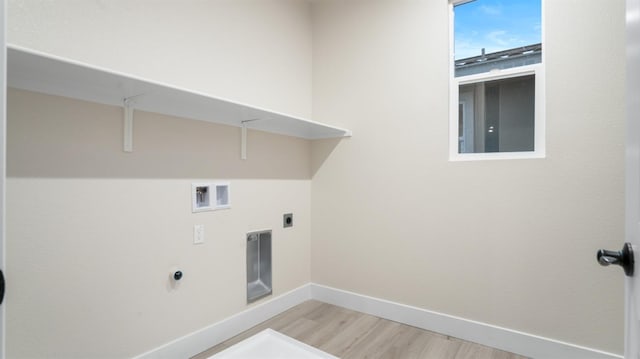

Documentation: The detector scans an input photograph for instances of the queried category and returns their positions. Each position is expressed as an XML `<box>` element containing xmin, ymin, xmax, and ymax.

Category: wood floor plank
<box><xmin>191</xmin><ymin>300</ymin><xmax>528</xmax><ymax>359</ymax></box>
<box><xmin>380</xmin><ymin>326</ymin><xmax>433</xmax><ymax>359</ymax></box>
<box><xmin>294</xmin><ymin>306</ymin><xmax>360</xmax><ymax>347</ymax></box>
<box><xmin>320</xmin><ymin>313</ymin><xmax>381</xmax><ymax>356</ymax></box>
<box><xmin>339</xmin><ymin>319</ymin><xmax>403</xmax><ymax>358</ymax></box>
<box><xmin>455</xmin><ymin>341</ymin><xmax>497</xmax><ymax>359</ymax></box>
<box><xmin>419</xmin><ymin>336</ymin><xmax>463</xmax><ymax>359</ymax></box>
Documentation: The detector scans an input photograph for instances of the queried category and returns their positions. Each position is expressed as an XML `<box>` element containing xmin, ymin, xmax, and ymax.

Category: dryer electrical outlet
<box><xmin>283</xmin><ymin>213</ymin><xmax>293</xmax><ymax>228</ymax></box>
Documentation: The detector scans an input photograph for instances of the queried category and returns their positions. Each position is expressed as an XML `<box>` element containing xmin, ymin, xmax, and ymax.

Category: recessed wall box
<box><xmin>215</xmin><ymin>183</ymin><xmax>230</xmax><ymax>209</ymax></box>
<box><xmin>192</xmin><ymin>182</ymin><xmax>231</xmax><ymax>212</ymax></box>
<box><xmin>247</xmin><ymin>230</ymin><xmax>272</xmax><ymax>303</ymax></box>
<box><xmin>283</xmin><ymin>213</ymin><xmax>293</xmax><ymax>228</ymax></box>
<box><xmin>192</xmin><ymin>183</ymin><xmax>212</xmax><ymax>212</ymax></box>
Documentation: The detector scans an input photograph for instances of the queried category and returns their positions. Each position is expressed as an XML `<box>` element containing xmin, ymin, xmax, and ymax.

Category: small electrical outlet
<box><xmin>194</xmin><ymin>224</ymin><xmax>205</xmax><ymax>244</ymax></box>
<box><xmin>283</xmin><ymin>213</ymin><xmax>293</xmax><ymax>228</ymax></box>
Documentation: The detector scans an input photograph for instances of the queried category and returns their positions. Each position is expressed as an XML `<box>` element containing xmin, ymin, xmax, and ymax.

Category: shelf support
<box><xmin>122</xmin><ymin>94</ymin><xmax>144</xmax><ymax>153</ymax></box>
<box><xmin>123</xmin><ymin>98</ymin><xmax>134</xmax><ymax>153</ymax></box>
<box><xmin>240</xmin><ymin>119</ymin><xmax>260</xmax><ymax>160</ymax></box>
<box><xmin>241</xmin><ymin>122</ymin><xmax>247</xmax><ymax>160</ymax></box>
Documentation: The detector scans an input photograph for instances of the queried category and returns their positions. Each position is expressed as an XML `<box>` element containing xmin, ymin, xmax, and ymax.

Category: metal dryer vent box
<box><xmin>247</xmin><ymin>230</ymin><xmax>272</xmax><ymax>303</ymax></box>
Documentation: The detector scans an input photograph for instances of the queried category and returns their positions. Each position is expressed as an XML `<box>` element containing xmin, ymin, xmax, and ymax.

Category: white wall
<box><xmin>310</xmin><ymin>0</ymin><xmax>625</xmax><ymax>354</ymax></box>
<box><xmin>6</xmin><ymin>0</ymin><xmax>314</xmax><ymax>357</ymax></box>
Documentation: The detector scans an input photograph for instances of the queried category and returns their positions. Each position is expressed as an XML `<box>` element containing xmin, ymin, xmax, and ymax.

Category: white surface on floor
<box><xmin>208</xmin><ymin>329</ymin><xmax>339</xmax><ymax>359</ymax></box>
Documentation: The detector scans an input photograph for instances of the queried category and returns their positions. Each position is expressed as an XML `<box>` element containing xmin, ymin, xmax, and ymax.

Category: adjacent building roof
<box><xmin>454</xmin><ymin>43</ymin><xmax>542</xmax><ymax>77</ymax></box>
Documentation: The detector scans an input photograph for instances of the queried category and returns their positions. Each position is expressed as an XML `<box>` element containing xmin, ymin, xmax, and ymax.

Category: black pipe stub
<box><xmin>173</xmin><ymin>270</ymin><xmax>183</xmax><ymax>281</ymax></box>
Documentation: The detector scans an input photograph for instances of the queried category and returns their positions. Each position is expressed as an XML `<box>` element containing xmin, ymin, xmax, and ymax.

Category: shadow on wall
<box><xmin>311</xmin><ymin>137</ymin><xmax>342</xmax><ymax>177</ymax></box>
<box><xmin>7</xmin><ymin>88</ymin><xmax>345</xmax><ymax>180</ymax></box>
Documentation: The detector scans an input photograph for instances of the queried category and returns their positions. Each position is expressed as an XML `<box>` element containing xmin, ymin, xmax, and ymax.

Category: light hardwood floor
<box><xmin>192</xmin><ymin>300</ymin><xmax>528</xmax><ymax>359</ymax></box>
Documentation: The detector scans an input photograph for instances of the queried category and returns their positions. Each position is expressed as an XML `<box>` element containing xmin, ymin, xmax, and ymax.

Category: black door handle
<box><xmin>0</xmin><ymin>269</ymin><xmax>5</xmax><ymax>305</ymax></box>
<box><xmin>597</xmin><ymin>243</ymin><xmax>634</xmax><ymax>276</ymax></box>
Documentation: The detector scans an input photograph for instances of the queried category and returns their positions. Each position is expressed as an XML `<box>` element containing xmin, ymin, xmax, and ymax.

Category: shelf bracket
<box><xmin>122</xmin><ymin>94</ymin><xmax>145</xmax><ymax>153</ymax></box>
<box><xmin>123</xmin><ymin>97</ymin><xmax>135</xmax><ymax>153</ymax></box>
<box><xmin>241</xmin><ymin>122</ymin><xmax>247</xmax><ymax>160</ymax></box>
<box><xmin>240</xmin><ymin>119</ymin><xmax>260</xmax><ymax>160</ymax></box>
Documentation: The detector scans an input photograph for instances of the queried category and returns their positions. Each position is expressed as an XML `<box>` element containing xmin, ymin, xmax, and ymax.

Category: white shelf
<box><xmin>7</xmin><ymin>45</ymin><xmax>352</xmax><ymax>140</ymax></box>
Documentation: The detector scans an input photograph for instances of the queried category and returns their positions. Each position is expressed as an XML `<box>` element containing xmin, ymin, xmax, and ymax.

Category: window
<box><xmin>449</xmin><ymin>0</ymin><xmax>544</xmax><ymax>160</ymax></box>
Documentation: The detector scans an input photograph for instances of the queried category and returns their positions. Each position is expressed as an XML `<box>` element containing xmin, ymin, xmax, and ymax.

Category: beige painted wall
<box><xmin>7</xmin><ymin>90</ymin><xmax>310</xmax><ymax>180</ymax></box>
<box><xmin>310</xmin><ymin>0</ymin><xmax>625</xmax><ymax>354</ymax></box>
<box><xmin>8</xmin><ymin>0</ymin><xmax>313</xmax><ymax>120</ymax></box>
<box><xmin>6</xmin><ymin>0</ymin><xmax>628</xmax><ymax>357</ymax></box>
<box><xmin>7</xmin><ymin>89</ymin><xmax>312</xmax><ymax>358</ymax></box>
<box><xmin>6</xmin><ymin>0</ymin><xmax>314</xmax><ymax>357</ymax></box>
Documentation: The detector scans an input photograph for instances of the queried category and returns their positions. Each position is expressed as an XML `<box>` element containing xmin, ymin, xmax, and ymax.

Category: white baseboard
<box><xmin>310</xmin><ymin>284</ymin><xmax>621</xmax><ymax>359</ymax></box>
<box><xmin>134</xmin><ymin>282</ymin><xmax>621</xmax><ymax>359</ymax></box>
<box><xmin>133</xmin><ymin>284</ymin><xmax>312</xmax><ymax>359</ymax></box>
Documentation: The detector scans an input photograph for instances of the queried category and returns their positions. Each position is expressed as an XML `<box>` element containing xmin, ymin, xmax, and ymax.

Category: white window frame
<box><xmin>448</xmin><ymin>0</ymin><xmax>546</xmax><ymax>161</ymax></box>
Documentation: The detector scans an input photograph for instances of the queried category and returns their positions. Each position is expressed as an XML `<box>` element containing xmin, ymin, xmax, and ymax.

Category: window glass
<box><xmin>454</xmin><ymin>0</ymin><xmax>541</xmax><ymax>77</ymax></box>
<box><xmin>451</xmin><ymin>0</ymin><xmax>543</xmax><ymax>159</ymax></box>
<box><xmin>458</xmin><ymin>75</ymin><xmax>535</xmax><ymax>153</ymax></box>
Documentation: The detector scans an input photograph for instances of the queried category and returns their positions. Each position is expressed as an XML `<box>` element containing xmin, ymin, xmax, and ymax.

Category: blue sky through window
<box><xmin>454</xmin><ymin>0</ymin><xmax>541</xmax><ymax>60</ymax></box>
